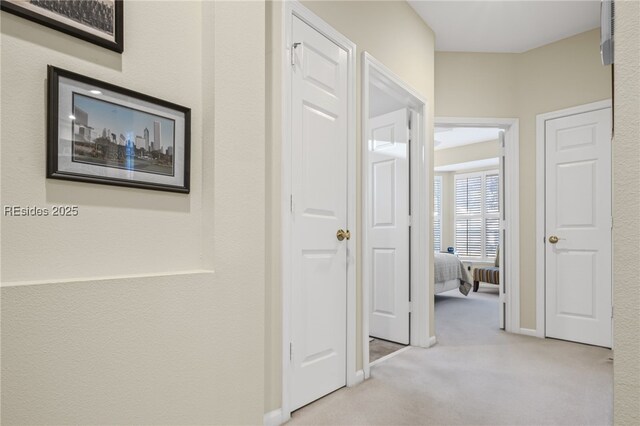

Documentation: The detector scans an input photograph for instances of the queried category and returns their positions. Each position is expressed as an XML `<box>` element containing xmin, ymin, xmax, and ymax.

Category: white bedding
<box><xmin>434</xmin><ymin>253</ymin><xmax>472</xmax><ymax>294</ymax></box>
<box><xmin>435</xmin><ymin>278</ymin><xmax>461</xmax><ymax>294</ymax></box>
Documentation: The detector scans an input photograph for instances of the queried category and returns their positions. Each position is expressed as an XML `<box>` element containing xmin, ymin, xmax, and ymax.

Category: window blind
<box><xmin>433</xmin><ymin>176</ymin><xmax>442</xmax><ymax>252</ymax></box>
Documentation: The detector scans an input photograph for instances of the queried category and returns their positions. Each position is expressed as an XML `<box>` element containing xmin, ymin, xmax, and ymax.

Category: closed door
<box><xmin>290</xmin><ymin>15</ymin><xmax>349</xmax><ymax>410</ymax></box>
<box><xmin>545</xmin><ymin>107</ymin><xmax>612</xmax><ymax>348</ymax></box>
<box><xmin>367</xmin><ymin>108</ymin><xmax>410</xmax><ymax>345</ymax></box>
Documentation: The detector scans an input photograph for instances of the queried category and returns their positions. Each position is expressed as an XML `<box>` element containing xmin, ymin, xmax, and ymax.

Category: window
<box><xmin>454</xmin><ymin>170</ymin><xmax>500</xmax><ymax>260</ymax></box>
<box><xmin>433</xmin><ymin>175</ymin><xmax>442</xmax><ymax>252</ymax></box>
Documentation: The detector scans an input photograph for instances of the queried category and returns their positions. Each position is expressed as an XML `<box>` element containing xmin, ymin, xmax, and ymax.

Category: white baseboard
<box><xmin>347</xmin><ymin>369</ymin><xmax>365</xmax><ymax>386</ymax></box>
<box><xmin>264</xmin><ymin>408</ymin><xmax>285</xmax><ymax>426</ymax></box>
<box><xmin>428</xmin><ymin>335</ymin><xmax>437</xmax><ymax>347</ymax></box>
<box><xmin>519</xmin><ymin>327</ymin><xmax>543</xmax><ymax>338</ymax></box>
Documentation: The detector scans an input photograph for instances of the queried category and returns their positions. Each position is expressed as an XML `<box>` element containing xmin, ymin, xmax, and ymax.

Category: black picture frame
<box><xmin>47</xmin><ymin>65</ymin><xmax>191</xmax><ymax>193</ymax></box>
<box><xmin>1</xmin><ymin>0</ymin><xmax>124</xmax><ymax>53</ymax></box>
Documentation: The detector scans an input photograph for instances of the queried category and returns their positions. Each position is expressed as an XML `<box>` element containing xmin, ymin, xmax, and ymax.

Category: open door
<box><xmin>498</xmin><ymin>130</ymin><xmax>506</xmax><ymax>330</ymax></box>
<box><xmin>366</xmin><ymin>108</ymin><xmax>410</xmax><ymax>345</ymax></box>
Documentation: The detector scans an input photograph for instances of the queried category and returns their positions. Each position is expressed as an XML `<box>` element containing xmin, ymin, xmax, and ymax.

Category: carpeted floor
<box><xmin>289</xmin><ymin>285</ymin><xmax>613</xmax><ymax>425</ymax></box>
<box><xmin>369</xmin><ymin>338</ymin><xmax>407</xmax><ymax>363</ymax></box>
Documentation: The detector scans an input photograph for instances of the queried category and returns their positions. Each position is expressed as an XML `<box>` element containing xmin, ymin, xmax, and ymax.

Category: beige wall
<box><xmin>1</xmin><ymin>1</ymin><xmax>266</xmax><ymax>424</ymax></box>
<box><xmin>613</xmin><ymin>1</ymin><xmax>640</xmax><ymax>423</ymax></box>
<box><xmin>265</xmin><ymin>0</ymin><xmax>435</xmax><ymax>412</ymax></box>
<box><xmin>434</xmin><ymin>139</ymin><xmax>500</xmax><ymax>168</ymax></box>
<box><xmin>436</xmin><ymin>29</ymin><xmax>612</xmax><ymax>329</ymax></box>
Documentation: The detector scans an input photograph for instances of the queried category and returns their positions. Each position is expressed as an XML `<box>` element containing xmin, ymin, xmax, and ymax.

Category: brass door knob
<box><xmin>548</xmin><ymin>235</ymin><xmax>559</xmax><ymax>244</ymax></box>
<box><xmin>336</xmin><ymin>229</ymin><xmax>351</xmax><ymax>241</ymax></box>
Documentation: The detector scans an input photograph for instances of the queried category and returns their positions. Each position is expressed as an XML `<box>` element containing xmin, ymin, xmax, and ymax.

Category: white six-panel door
<box><xmin>545</xmin><ymin>107</ymin><xmax>612</xmax><ymax>348</ymax></box>
<box><xmin>290</xmin><ymin>15</ymin><xmax>349</xmax><ymax>410</ymax></box>
<box><xmin>367</xmin><ymin>109</ymin><xmax>410</xmax><ymax>345</ymax></box>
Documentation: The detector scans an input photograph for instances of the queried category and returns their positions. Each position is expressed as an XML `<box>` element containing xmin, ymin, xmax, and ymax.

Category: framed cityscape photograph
<box><xmin>1</xmin><ymin>0</ymin><xmax>123</xmax><ymax>53</ymax></box>
<box><xmin>47</xmin><ymin>66</ymin><xmax>191</xmax><ymax>193</ymax></box>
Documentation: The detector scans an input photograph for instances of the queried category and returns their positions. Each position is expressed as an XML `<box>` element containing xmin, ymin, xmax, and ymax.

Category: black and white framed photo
<box><xmin>47</xmin><ymin>66</ymin><xmax>191</xmax><ymax>193</ymax></box>
<box><xmin>1</xmin><ymin>0</ymin><xmax>123</xmax><ymax>53</ymax></box>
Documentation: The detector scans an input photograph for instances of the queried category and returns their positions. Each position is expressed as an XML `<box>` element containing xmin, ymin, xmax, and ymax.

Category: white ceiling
<box><xmin>434</xmin><ymin>127</ymin><xmax>502</xmax><ymax>150</ymax></box>
<box><xmin>408</xmin><ymin>1</ymin><xmax>601</xmax><ymax>53</ymax></box>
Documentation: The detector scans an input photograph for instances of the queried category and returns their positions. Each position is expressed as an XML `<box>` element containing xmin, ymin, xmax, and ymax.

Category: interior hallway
<box><xmin>289</xmin><ymin>287</ymin><xmax>613</xmax><ymax>425</ymax></box>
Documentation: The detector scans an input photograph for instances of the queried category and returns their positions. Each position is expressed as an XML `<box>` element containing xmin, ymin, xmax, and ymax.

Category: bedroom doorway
<box><xmin>362</xmin><ymin>53</ymin><xmax>430</xmax><ymax>376</ymax></box>
<box><xmin>433</xmin><ymin>118</ymin><xmax>520</xmax><ymax>338</ymax></box>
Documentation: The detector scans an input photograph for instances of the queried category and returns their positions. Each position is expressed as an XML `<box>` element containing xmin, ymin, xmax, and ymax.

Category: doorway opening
<box><xmin>433</xmin><ymin>118</ymin><xmax>520</xmax><ymax>341</ymax></box>
<box><xmin>362</xmin><ymin>53</ymin><xmax>430</xmax><ymax>375</ymax></box>
<box><xmin>433</xmin><ymin>126</ymin><xmax>504</xmax><ymax>342</ymax></box>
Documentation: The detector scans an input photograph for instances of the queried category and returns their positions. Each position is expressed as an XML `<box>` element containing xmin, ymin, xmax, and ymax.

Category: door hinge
<box><xmin>290</xmin><ymin>195</ymin><xmax>294</xmax><ymax>213</ymax></box>
<box><xmin>290</xmin><ymin>342</ymin><xmax>293</xmax><ymax>361</ymax></box>
<box><xmin>611</xmin><ymin>216</ymin><xmax>614</xmax><ymax>230</ymax></box>
<box><xmin>408</xmin><ymin>215</ymin><xmax>412</xmax><ymax>227</ymax></box>
<box><xmin>408</xmin><ymin>301</ymin><xmax>412</xmax><ymax>313</ymax></box>
<box><xmin>291</xmin><ymin>42</ymin><xmax>302</xmax><ymax>66</ymax></box>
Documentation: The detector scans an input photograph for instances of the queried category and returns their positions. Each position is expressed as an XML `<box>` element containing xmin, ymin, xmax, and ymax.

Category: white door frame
<box><xmin>281</xmin><ymin>1</ymin><xmax>357</xmax><ymax>421</ymax></box>
<box><xmin>362</xmin><ymin>53</ymin><xmax>430</xmax><ymax>379</ymax></box>
<box><xmin>434</xmin><ymin>116</ymin><xmax>521</xmax><ymax>334</ymax></box>
<box><xmin>535</xmin><ymin>99</ymin><xmax>612</xmax><ymax>339</ymax></box>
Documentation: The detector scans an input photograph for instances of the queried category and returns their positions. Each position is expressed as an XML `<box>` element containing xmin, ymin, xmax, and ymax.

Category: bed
<box><xmin>434</xmin><ymin>253</ymin><xmax>472</xmax><ymax>295</ymax></box>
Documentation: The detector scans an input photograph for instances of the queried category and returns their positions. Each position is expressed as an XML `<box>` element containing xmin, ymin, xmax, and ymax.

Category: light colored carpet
<box><xmin>289</xmin><ymin>286</ymin><xmax>613</xmax><ymax>425</ymax></box>
<box><xmin>369</xmin><ymin>338</ymin><xmax>406</xmax><ymax>363</ymax></box>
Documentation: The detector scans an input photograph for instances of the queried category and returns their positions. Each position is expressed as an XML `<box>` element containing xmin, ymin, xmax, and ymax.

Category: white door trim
<box><xmin>362</xmin><ymin>52</ymin><xmax>430</xmax><ymax>380</ymax></box>
<box><xmin>281</xmin><ymin>1</ymin><xmax>357</xmax><ymax>421</ymax></box>
<box><xmin>535</xmin><ymin>99</ymin><xmax>612</xmax><ymax>340</ymax></box>
<box><xmin>434</xmin><ymin>116</ymin><xmax>520</xmax><ymax>334</ymax></box>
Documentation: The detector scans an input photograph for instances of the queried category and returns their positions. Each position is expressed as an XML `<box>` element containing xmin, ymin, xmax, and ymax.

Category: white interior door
<box><xmin>367</xmin><ymin>108</ymin><xmax>410</xmax><ymax>345</ymax></box>
<box><xmin>545</xmin><ymin>107</ymin><xmax>612</xmax><ymax>348</ymax></box>
<box><xmin>498</xmin><ymin>130</ymin><xmax>506</xmax><ymax>330</ymax></box>
<box><xmin>290</xmin><ymin>15</ymin><xmax>349</xmax><ymax>410</ymax></box>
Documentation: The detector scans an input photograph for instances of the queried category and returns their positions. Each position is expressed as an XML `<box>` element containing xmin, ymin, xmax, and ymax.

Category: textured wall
<box><xmin>1</xmin><ymin>1</ymin><xmax>266</xmax><ymax>424</ymax></box>
<box><xmin>1</xmin><ymin>1</ymin><xmax>204</xmax><ymax>283</ymax></box>
<box><xmin>436</xmin><ymin>29</ymin><xmax>612</xmax><ymax>330</ymax></box>
<box><xmin>612</xmin><ymin>1</ymin><xmax>640</xmax><ymax>423</ymax></box>
<box><xmin>265</xmin><ymin>0</ymin><xmax>436</xmax><ymax>412</ymax></box>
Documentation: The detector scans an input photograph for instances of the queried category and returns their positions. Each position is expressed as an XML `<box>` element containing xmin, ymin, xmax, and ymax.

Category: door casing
<box><xmin>362</xmin><ymin>53</ymin><xmax>431</xmax><ymax>379</ymax></box>
<box><xmin>281</xmin><ymin>1</ymin><xmax>357</xmax><ymax>421</ymax></box>
<box><xmin>535</xmin><ymin>99</ymin><xmax>613</xmax><ymax>341</ymax></box>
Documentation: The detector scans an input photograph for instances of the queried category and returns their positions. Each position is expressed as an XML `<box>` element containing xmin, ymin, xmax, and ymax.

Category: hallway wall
<box><xmin>612</xmin><ymin>0</ymin><xmax>640</xmax><ymax>422</ymax></box>
<box><xmin>1</xmin><ymin>1</ymin><xmax>266</xmax><ymax>423</ymax></box>
<box><xmin>435</xmin><ymin>29</ymin><xmax>612</xmax><ymax>330</ymax></box>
